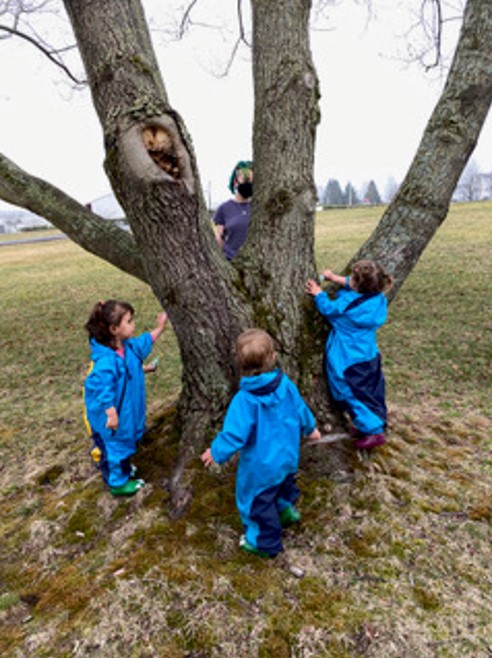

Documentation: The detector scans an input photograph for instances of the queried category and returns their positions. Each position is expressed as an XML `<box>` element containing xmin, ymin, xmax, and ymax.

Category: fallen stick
<box><xmin>307</xmin><ymin>432</ymin><xmax>350</xmax><ymax>445</ymax></box>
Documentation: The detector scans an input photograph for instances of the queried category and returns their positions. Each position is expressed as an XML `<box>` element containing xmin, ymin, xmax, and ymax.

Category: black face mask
<box><xmin>237</xmin><ymin>182</ymin><xmax>253</xmax><ymax>199</ymax></box>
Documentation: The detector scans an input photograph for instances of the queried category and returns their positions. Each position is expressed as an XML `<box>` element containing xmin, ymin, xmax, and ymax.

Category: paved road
<box><xmin>0</xmin><ymin>234</ymin><xmax>67</xmax><ymax>247</ymax></box>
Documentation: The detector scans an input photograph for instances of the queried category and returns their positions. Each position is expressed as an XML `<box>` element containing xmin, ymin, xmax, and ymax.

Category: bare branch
<box><xmin>151</xmin><ymin>0</ymin><xmax>251</xmax><ymax>78</ymax></box>
<box><xmin>178</xmin><ymin>0</ymin><xmax>200</xmax><ymax>38</ymax></box>
<box><xmin>217</xmin><ymin>36</ymin><xmax>242</xmax><ymax>78</ymax></box>
<box><xmin>237</xmin><ymin>0</ymin><xmax>250</xmax><ymax>47</ymax></box>
<box><xmin>424</xmin><ymin>0</ymin><xmax>443</xmax><ymax>71</ymax></box>
<box><xmin>0</xmin><ymin>23</ymin><xmax>85</xmax><ymax>84</ymax></box>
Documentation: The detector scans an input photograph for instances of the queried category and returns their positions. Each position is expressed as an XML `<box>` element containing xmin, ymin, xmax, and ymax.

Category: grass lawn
<box><xmin>0</xmin><ymin>202</ymin><xmax>491</xmax><ymax>657</ymax></box>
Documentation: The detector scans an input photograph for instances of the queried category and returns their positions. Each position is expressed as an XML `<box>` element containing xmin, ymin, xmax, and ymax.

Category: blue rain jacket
<box><xmin>84</xmin><ymin>333</ymin><xmax>153</xmax><ymax>461</ymax></box>
<box><xmin>314</xmin><ymin>281</ymin><xmax>388</xmax><ymax>428</ymax></box>
<box><xmin>210</xmin><ymin>370</ymin><xmax>316</xmax><ymax>523</ymax></box>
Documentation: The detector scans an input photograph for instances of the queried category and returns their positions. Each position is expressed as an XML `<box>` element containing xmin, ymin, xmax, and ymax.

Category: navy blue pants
<box><xmin>92</xmin><ymin>432</ymin><xmax>133</xmax><ymax>488</ymax></box>
<box><xmin>245</xmin><ymin>472</ymin><xmax>300</xmax><ymax>556</ymax></box>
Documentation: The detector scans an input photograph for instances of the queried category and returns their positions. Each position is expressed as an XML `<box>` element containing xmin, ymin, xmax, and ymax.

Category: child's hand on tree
<box><xmin>156</xmin><ymin>312</ymin><xmax>168</xmax><ymax>330</ymax></box>
<box><xmin>151</xmin><ymin>312</ymin><xmax>168</xmax><ymax>342</ymax></box>
<box><xmin>200</xmin><ymin>448</ymin><xmax>216</xmax><ymax>468</ymax></box>
<box><xmin>307</xmin><ymin>428</ymin><xmax>321</xmax><ymax>441</ymax></box>
<box><xmin>305</xmin><ymin>279</ymin><xmax>322</xmax><ymax>296</ymax></box>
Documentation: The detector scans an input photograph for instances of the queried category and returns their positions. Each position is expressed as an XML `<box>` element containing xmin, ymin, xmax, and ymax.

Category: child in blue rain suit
<box><xmin>84</xmin><ymin>300</ymin><xmax>168</xmax><ymax>496</ymax></box>
<box><xmin>306</xmin><ymin>260</ymin><xmax>393</xmax><ymax>451</ymax></box>
<box><xmin>201</xmin><ymin>329</ymin><xmax>321</xmax><ymax>558</ymax></box>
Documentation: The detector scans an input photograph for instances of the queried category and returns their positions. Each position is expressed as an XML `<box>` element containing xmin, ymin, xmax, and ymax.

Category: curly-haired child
<box><xmin>306</xmin><ymin>260</ymin><xmax>393</xmax><ymax>451</ymax></box>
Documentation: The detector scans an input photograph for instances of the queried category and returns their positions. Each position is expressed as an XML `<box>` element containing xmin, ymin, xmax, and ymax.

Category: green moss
<box><xmin>258</xmin><ymin>633</ymin><xmax>291</xmax><ymax>657</ymax></box>
<box><xmin>65</xmin><ymin>512</ymin><xmax>98</xmax><ymax>542</ymax></box>
<box><xmin>413</xmin><ymin>584</ymin><xmax>441</xmax><ymax>611</ymax></box>
<box><xmin>36</xmin><ymin>464</ymin><xmax>64</xmax><ymax>486</ymax></box>
<box><xmin>0</xmin><ymin>591</ymin><xmax>19</xmax><ymax>611</ymax></box>
<box><xmin>129</xmin><ymin>54</ymin><xmax>156</xmax><ymax>78</ymax></box>
<box><xmin>298</xmin><ymin>578</ymin><xmax>348</xmax><ymax>624</ymax></box>
<box><xmin>264</xmin><ymin>188</ymin><xmax>293</xmax><ymax>219</ymax></box>
<box><xmin>35</xmin><ymin>564</ymin><xmax>95</xmax><ymax>616</ymax></box>
<box><xmin>468</xmin><ymin>500</ymin><xmax>492</xmax><ymax>522</ymax></box>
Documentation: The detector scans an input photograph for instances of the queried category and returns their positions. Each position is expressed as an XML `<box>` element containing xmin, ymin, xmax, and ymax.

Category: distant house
<box><xmin>87</xmin><ymin>193</ymin><xmax>129</xmax><ymax>230</ymax></box>
<box><xmin>453</xmin><ymin>172</ymin><xmax>492</xmax><ymax>202</ymax></box>
<box><xmin>0</xmin><ymin>193</ymin><xmax>128</xmax><ymax>234</ymax></box>
<box><xmin>88</xmin><ymin>193</ymin><xmax>124</xmax><ymax>219</ymax></box>
<box><xmin>0</xmin><ymin>207</ymin><xmax>51</xmax><ymax>234</ymax></box>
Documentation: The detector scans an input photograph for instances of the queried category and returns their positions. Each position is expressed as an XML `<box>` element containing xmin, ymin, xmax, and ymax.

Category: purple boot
<box><xmin>353</xmin><ymin>433</ymin><xmax>386</xmax><ymax>450</ymax></box>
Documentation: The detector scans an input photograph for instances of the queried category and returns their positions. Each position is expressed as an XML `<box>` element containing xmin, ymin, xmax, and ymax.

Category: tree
<box><xmin>0</xmin><ymin>0</ymin><xmax>491</xmax><ymax>514</ymax></box>
<box><xmin>322</xmin><ymin>178</ymin><xmax>344</xmax><ymax>206</ymax></box>
<box><xmin>343</xmin><ymin>182</ymin><xmax>359</xmax><ymax>206</ymax></box>
<box><xmin>383</xmin><ymin>177</ymin><xmax>399</xmax><ymax>203</ymax></box>
<box><xmin>351</xmin><ymin>0</ymin><xmax>492</xmax><ymax>298</ymax></box>
<box><xmin>454</xmin><ymin>158</ymin><xmax>481</xmax><ymax>201</ymax></box>
<box><xmin>363</xmin><ymin>180</ymin><xmax>382</xmax><ymax>205</ymax></box>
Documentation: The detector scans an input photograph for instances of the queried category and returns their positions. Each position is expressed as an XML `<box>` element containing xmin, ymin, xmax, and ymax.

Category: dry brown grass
<box><xmin>1</xmin><ymin>203</ymin><xmax>491</xmax><ymax>657</ymax></box>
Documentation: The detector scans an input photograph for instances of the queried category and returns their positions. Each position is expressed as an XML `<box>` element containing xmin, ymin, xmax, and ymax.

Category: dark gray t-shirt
<box><xmin>214</xmin><ymin>199</ymin><xmax>252</xmax><ymax>260</ymax></box>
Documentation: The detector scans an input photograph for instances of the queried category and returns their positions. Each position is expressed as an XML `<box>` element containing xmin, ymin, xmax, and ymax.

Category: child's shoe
<box><xmin>279</xmin><ymin>505</ymin><xmax>301</xmax><ymax>528</ymax></box>
<box><xmin>239</xmin><ymin>535</ymin><xmax>270</xmax><ymax>558</ymax></box>
<box><xmin>353</xmin><ymin>433</ymin><xmax>386</xmax><ymax>450</ymax></box>
<box><xmin>110</xmin><ymin>478</ymin><xmax>145</xmax><ymax>496</ymax></box>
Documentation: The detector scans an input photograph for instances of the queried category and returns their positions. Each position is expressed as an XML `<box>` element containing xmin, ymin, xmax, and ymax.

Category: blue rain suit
<box><xmin>314</xmin><ymin>280</ymin><xmax>388</xmax><ymax>435</ymax></box>
<box><xmin>84</xmin><ymin>334</ymin><xmax>153</xmax><ymax>487</ymax></box>
<box><xmin>210</xmin><ymin>369</ymin><xmax>316</xmax><ymax>556</ymax></box>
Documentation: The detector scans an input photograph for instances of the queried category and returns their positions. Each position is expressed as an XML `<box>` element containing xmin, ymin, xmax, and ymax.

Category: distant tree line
<box><xmin>319</xmin><ymin>178</ymin><xmax>383</xmax><ymax>206</ymax></box>
<box><xmin>319</xmin><ymin>159</ymin><xmax>492</xmax><ymax>208</ymax></box>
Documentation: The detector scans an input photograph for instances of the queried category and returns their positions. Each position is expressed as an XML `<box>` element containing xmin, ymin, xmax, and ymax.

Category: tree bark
<box><xmin>352</xmin><ymin>0</ymin><xmax>492</xmax><ymax>299</ymax></box>
<box><xmin>242</xmin><ymin>0</ymin><xmax>334</xmax><ymax>422</ymax></box>
<box><xmin>62</xmin><ymin>0</ymin><xmax>255</xmax><ymax>515</ymax></box>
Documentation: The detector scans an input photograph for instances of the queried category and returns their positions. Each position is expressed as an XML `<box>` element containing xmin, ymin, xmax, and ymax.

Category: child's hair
<box><xmin>236</xmin><ymin>328</ymin><xmax>276</xmax><ymax>376</ymax></box>
<box><xmin>351</xmin><ymin>260</ymin><xmax>393</xmax><ymax>294</ymax></box>
<box><xmin>85</xmin><ymin>299</ymin><xmax>134</xmax><ymax>349</ymax></box>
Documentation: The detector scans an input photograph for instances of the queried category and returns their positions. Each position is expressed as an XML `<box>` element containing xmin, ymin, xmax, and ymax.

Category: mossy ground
<box><xmin>1</xmin><ymin>204</ymin><xmax>491</xmax><ymax>657</ymax></box>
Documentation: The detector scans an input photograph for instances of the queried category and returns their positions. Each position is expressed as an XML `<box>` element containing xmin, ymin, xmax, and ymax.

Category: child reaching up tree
<box><xmin>84</xmin><ymin>300</ymin><xmax>168</xmax><ymax>496</ymax></box>
<box><xmin>306</xmin><ymin>260</ymin><xmax>393</xmax><ymax>451</ymax></box>
<box><xmin>201</xmin><ymin>328</ymin><xmax>321</xmax><ymax>558</ymax></box>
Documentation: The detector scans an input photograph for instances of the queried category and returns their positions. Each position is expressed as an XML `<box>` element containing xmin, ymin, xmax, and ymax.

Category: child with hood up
<box><xmin>201</xmin><ymin>328</ymin><xmax>321</xmax><ymax>557</ymax></box>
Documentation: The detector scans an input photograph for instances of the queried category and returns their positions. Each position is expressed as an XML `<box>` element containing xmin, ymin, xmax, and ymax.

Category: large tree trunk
<box><xmin>353</xmin><ymin>0</ymin><xmax>492</xmax><ymax>299</ymax></box>
<box><xmin>61</xmin><ymin>0</ymin><xmax>340</xmax><ymax>516</ymax></box>
<box><xmin>242</xmin><ymin>0</ymin><xmax>334</xmax><ymax>421</ymax></box>
<box><xmin>62</xmin><ymin>0</ymin><xmax>254</xmax><ymax>514</ymax></box>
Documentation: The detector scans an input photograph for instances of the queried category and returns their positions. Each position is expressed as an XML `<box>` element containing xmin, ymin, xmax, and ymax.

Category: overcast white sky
<box><xmin>0</xmin><ymin>0</ymin><xmax>490</xmax><ymax>210</ymax></box>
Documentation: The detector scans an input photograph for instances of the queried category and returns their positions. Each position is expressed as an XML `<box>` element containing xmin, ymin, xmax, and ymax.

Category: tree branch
<box><xmin>237</xmin><ymin>0</ymin><xmax>251</xmax><ymax>47</ymax></box>
<box><xmin>178</xmin><ymin>0</ymin><xmax>200</xmax><ymax>38</ymax></box>
<box><xmin>0</xmin><ymin>23</ymin><xmax>85</xmax><ymax>85</ymax></box>
<box><xmin>0</xmin><ymin>153</ymin><xmax>147</xmax><ymax>283</ymax></box>
<box><xmin>350</xmin><ymin>0</ymin><xmax>492</xmax><ymax>300</ymax></box>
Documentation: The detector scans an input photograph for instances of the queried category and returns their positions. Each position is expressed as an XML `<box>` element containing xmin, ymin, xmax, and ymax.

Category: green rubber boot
<box><xmin>279</xmin><ymin>505</ymin><xmax>301</xmax><ymax>528</ymax></box>
<box><xmin>110</xmin><ymin>478</ymin><xmax>145</xmax><ymax>497</ymax></box>
<box><xmin>239</xmin><ymin>535</ymin><xmax>270</xmax><ymax>558</ymax></box>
